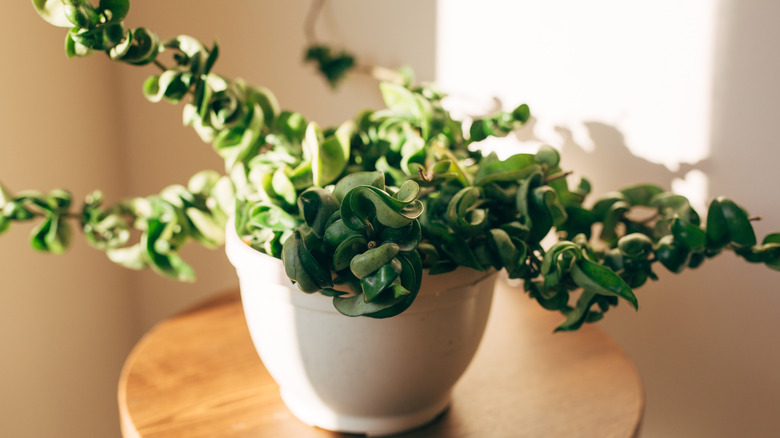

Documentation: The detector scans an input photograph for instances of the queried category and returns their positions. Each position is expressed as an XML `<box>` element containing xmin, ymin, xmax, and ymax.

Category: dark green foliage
<box><xmin>304</xmin><ymin>45</ymin><xmax>356</xmax><ymax>88</ymax></box>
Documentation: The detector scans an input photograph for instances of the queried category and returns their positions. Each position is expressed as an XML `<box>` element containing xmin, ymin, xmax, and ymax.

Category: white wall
<box><xmin>436</xmin><ymin>1</ymin><xmax>780</xmax><ymax>437</ymax></box>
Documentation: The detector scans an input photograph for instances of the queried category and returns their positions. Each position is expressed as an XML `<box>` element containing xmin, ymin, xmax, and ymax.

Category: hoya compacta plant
<box><xmin>6</xmin><ymin>0</ymin><xmax>779</xmax><ymax>330</ymax></box>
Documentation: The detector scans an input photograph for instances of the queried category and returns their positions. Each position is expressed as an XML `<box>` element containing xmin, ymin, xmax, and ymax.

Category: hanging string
<box><xmin>304</xmin><ymin>0</ymin><xmax>326</xmax><ymax>44</ymax></box>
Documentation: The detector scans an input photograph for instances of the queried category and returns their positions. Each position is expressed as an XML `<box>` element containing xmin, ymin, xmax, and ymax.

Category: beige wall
<box><xmin>0</xmin><ymin>3</ymin><xmax>135</xmax><ymax>437</ymax></box>
<box><xmin>601</xmin><ymin>2</ymin><xmax>780</xmax><ymax>437</ymax></box>
<box><xmin>2</xmin><ymin>1</ymin><xmax>436</xmax><ymax>437</ymax></box>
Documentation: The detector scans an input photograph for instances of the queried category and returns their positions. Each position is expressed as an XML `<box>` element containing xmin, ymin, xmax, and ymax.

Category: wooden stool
<box><xmin>119</xmin><ymin>280</ymin><xmax>644</xmax><ymax>437</ymax></box>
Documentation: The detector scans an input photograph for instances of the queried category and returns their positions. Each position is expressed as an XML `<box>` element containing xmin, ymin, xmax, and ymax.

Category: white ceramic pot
<box><xmin>225</xmin><ymin>222</ymin><xmax>497</xmax><ymax>436</ymax></box>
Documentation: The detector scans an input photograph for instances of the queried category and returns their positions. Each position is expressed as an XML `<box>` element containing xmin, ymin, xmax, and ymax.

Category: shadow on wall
<box><xmin>515</xmin><ymin>118</ymin><xmax>709</xmax><ymax>198</ymax></box>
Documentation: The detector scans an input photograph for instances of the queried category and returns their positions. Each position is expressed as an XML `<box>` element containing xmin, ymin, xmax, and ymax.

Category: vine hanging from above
<box><xmin>301</xmin><ymin>0</ymin><xmax>357</xmax><ymax>87</ymax></box>
<box><xmin>10</xmin><ymin>0</ymin><xmax>780</xmax><ymax>330</ymax></box>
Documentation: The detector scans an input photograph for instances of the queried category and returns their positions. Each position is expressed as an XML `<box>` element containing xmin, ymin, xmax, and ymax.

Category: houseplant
<box><xmin>7</xmin><ymin>0</ymin><xmax>780</xmax><ymax>434</ymax></box>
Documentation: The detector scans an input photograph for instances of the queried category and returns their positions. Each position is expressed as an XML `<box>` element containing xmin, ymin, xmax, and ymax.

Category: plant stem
<box><xmin>364</xmin><ymin>65</ymin><xmax>406</xmax><ymax>84</ymax></box>
<box><xmin>545</xmin><ymin>170</ymin><xmax>573</xmax><ymax>184</ymax></box>
<box><xmin>304</xmin><ymin>0</ymin><xmax>326</xmax><ymax>44</ymax></box>
<box><xmin>417</xmin><ymin>166</ymin><xmax>431</xmax><ymax>183</ymax></box>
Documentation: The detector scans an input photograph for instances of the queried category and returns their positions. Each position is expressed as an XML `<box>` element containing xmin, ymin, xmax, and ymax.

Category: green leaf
<box><xmin>333</xmin><ymin>251</ymin><xmax>420</xmax><ymax>319</ymax></box>
<box><xmin>469</xmin><ymin>119</ymin><xmax>491</xmax><ymax>142</ymax></box>
<box><xmin>324</xmin><ymin>219</ymin><xmax>358</xmax><ymax>250</ymax></box>
<box><xmin>33</xmin><ymin>0</ymin><xmax>74</xmax><ymax>27</ymax></box>
<box><xmin>518</xmin><ymin>182</ymin><xmax>565</xmax><ymax>243</ymax></box>
<box><xmin>760</xmin><ymin>233</ymin><xmax>780</xmax><ymax>270</ymax></box>
<box><xmin>396</xmin><ymin>250</ymin><xmax>422</xmax><ymax>297</ymax></box>
<box><xmin>245</xmin><ymin>203</ymin><xmax>299</xmax><ymax>232</ymax></box>
<box><xmin>706</xmin><ymin>198</ymin><xmax>729</xmax><ymax>249</ymax></box>
<box><xmin>64</xmin><ymin>4</ymin><xmax>98</xmax><ymax>30</ymax></box>
<box><xmin>534</xmin><ymin>145</ymin><xmax>560</xmax><ymax>167</ymax></box>
<box><xmin>541</xmin><ymin>241</ymin><xmax>581</xmax><ymax>279</ymax></box>
<box><xmin>617</xmin><ymin>233</ymin><xmax>653</xmax><ymax>259</ymax></box>
<box><xmin>591</xmin><ymin>192</ymin><xmax>627</xmax><ymax>220</ymax></box>
<box><xmin>299</xmin><ymin>229</ymin><xmax>333</xmax><ymax>287</ymax></box>
<box><xmin>332</xmin><ymin>234</ymin><xmax>368</xmax><ymax>271</ymax></box>
<box><xmin>304</xmin><ymin>45</ymin><xmax>356</xmax><ymax>87</ymax></box>
<box><xmin>445</xmin><ymin>187</ymin><xmax>487</xmax><ymax>235</ymax></box>
<box><xmin>109</xmin><ymin>27</ymin><xmax>159</xmax><ymax>65</ymax></box>
<box><xmin>717</xmin><ymin>197</ymin><xmax>756</xmax><ymax>247</ymax></box>
<box><xmin>350</xmin><ymin>242</ymin><xmax>400</xmax><ymax>279</ymax></box>
<box><xmin>106</xmin><ymin>244</ymin><xmax>147</xmax><ymax>270</ymax></box>
<box><xmin>650</xmin><ymin>193</ymin><xmax>692</xmax><ymax>222</ymax></box>
<box><xmin>379</xmin><ymin>83</ymin><xmax>427</xmax><ymax>130</ymax></box>
<box><xmin>185</xmin><ymin>208</ymin><xmax>224</xmax><ymax>248</ymax></box>
<box><xmin>320</xmin><ymin>288</ymin><xmax>348</xmax><ymax>297</ymax></box>
<box><xmin>558</xmin><ymin>206</ymin><xmax>595</xmax><ymax>239</ymax></box>
<box><xmin>360</xmin><ymin>258</ymin><xmax>402</xmax><ymax>302</ymax></box>
<box><xmin>245</xmin><ymin>84</ymin><xmax>279</xmax><ymax>127</ymax></box>
<box><xmin>398</xmin><ymin>134</ymin><xmax>425</xmax><ymax>172</ymax></box>
<box><xmin>763</xmin><ymin>233</ymin><xmax>780</xmax><ymax>245</ymax></box>
<box><xmin>653</xmin><ymin>234</ymin><xmax>688</xmax><ymax>273</ymax></box>
<box><xmin>143</xmin><ymin>71</ymin><xmax>189</xmax><ymax>103</ymax></box>
<box><xmin>211</xmin><ymin>105</ymin><xmax>264</xmax><ymax>170</ymax></box>
<box><xmin>0</xmin><ymin>183</ymin><xmax>12</xmax><ymax>210</ymax></box>
<box><xmin>379</xmin><ymin>220</ymin><xmax>421</xmax><ymax>252</ymax></box>
<box><xmin>142</xmin><ymin>216</ymin><xmax>195</xmax><ymax>282</ymax></box>
<box><xmin>30</xmin><ymin>217</ymin><xmax>53</xmax><ymax>252</ymax></box>
<box><xmin>620</xmin><ymin>184</ymin><xmax>665</xmax><ymax>206</ymax></box>
<box><xmin>474</xmin><ymin>152</ymin><xmax>539</xmax><ymax>186</ymax></box>
<box><xmin>599</xmin><ymin>201</ymin><xmax>630</xmax><ymax>246</ymax></box>
<box><xmin>341</xmin><ymin>184</ymin><xmax>422</xmax><ymax>231</ymax></box>
<box><xmin>0</xmin><ymin>215</ymin><xmax>9</xmax><ymax>235</ymax></box>
<box><xmin>526</xmin><ymin>280</ymin><xmax>569</xmax><ymax>312</ymax></box>
<box><xmin>488</xmin><ymin>228</ymin><xmax>522</xmax><ymax>275</ymax></box>
<box><xmin>307</xmin><ymin>121</ymin><xmax>354</xmax><ymax>187</ymax></box>
<box><xmin>65</xmin><ymin>31</ymin><xmax>94</xmax><ymax>58</ymax></box>
<box><xmin>281</xmin><ymin>230</ymin><xmax>322</xmax><ymax>293</ymax></box>
<box><xmin>555</xmin><ymin>291</ymin><xmax>598</xmax><ymax>332</ymax></box>
<box><xmin>671</xmin><ymin>218</ymin><xmax>706</xmax><ymax>252</ymax></box>
<box><xmin>394</xmin><ymin>179</ymin><xmax>420</xmax><ymax>203</ymax></box>
<box><xmin>533</xmin><ymin>186</ymin><xmax>567</xmax><ymax>228</ymax></box>
<box><xmin>297</xmin><ymin>188</ymin><xmax>339</xmax><ymax>237</ymax></box>
<box><xmin>332</xmin><ymin>171</ymin><xmax>385</xmax><ymax>202</ymax></box>
<box><xmin>99</xmin><ymin>0</ymin><xmax>130</xmax><ymax>22</ymax></box>
<box><xmin>276</xmin><ymin>111</ymin><xmax>308</xmax><ymax>142</ymax></box>
<box><xmin>271</xmin><ymin>168</ymin><xmax>297</xmax><ymax>205</ymax></box>
<box><xmin>571</xmin><ymin>259</ymin><xmax>638</xmax><ymax>310</ymax></box>
<box><xmin>512</xmin><ymin>104</ymin><xmax>531</xmax><ymax>123</ymax></box>
<box><xmin>516</xmin><ymin>171</ymin><xmax>546</xmax><ymax>242</ymax></box>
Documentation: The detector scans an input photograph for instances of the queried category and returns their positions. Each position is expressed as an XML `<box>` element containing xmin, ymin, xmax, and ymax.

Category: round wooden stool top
<box><xmin>118</xmin><ymin>279</ymin><xmax>643</xmax><ymax>437</ymax></box>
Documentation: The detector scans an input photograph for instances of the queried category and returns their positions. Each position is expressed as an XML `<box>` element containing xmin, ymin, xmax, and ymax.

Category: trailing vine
<box><xmin>1</xmin><ymin>170</ymin><xmax>231</xmax><ymax>281</ymax></box>
<box><xmin>9</xmin><ymin>0</ymin><xmax>779</xmax><ymax>329</ymax></box>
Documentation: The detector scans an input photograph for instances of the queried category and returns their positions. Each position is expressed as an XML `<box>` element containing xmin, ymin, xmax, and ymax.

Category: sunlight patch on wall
<box><xmin>436</xmin><ymin>0</ymin><xmax>718</xmax><ymax>207</ymax></box>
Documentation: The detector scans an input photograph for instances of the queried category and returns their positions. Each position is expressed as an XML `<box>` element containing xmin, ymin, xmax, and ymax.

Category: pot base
<box><xmin>281</xmin><ymin>389</ymin><xmax>451</xmax><ymax>436</ymax></box>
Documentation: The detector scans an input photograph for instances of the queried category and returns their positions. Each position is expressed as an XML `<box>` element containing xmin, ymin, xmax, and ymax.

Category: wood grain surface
<box><xmin>118</xmin><ymin>279</ymin><xmax>643</xmax><ymax>437</ymax></box>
